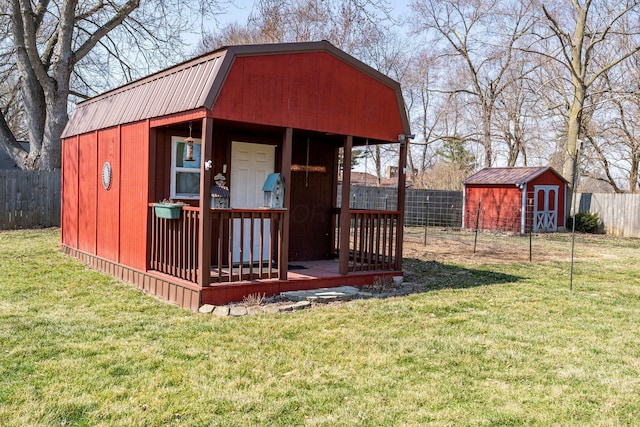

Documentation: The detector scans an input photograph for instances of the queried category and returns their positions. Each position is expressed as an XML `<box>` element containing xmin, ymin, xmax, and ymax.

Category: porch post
<box><xmin>280</xmin><ymin>127</ymin><xmax>293</xmax><ymax>280</ymax></box>
<box><xmin>339</xmin><ymin>135</ymin><xmax>353</xmax><ymax>275</ymax></box>
<box><xmin>395</xmin><ymin>137</ymin><xmax>408</xmax><ymax>271</ymax></box>
<box><xmin>197</xmin><ymin>117</ymin><xmax>214</xmax><ymax>287</ymax></box>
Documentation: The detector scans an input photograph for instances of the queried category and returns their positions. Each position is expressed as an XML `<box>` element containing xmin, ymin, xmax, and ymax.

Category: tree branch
<box><xmin>71</xmin><ymin>0</ymin><xmax>141</xmax><ymax>65</ymax></box>
<box><xmin>586</xmin><ymin>46</ymin><xmax>640</xmax><ymax>87</ymax></box>
<box><xmin>0</xmin><ymin>109</ymin><xmax>29</xmax><ymax>168</ymax></box>
<box><xmin>33</xmin><ymin>0</ymin><xmax>51</xmax><ymax>29</ymax></box>
<box><xmin>15</xmin><ymin>0</ymin><xmax>52</xmax><ymax>90</ymax></box>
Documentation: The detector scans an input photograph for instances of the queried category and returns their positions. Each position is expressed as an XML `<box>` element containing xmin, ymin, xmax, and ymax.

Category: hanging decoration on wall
<box><xmin>184</xmin><ymin>122</ymin><xmax>195</xmax><ymax>162</ymax></box>
<box><xmin>102</xmin><ymin>161</ymin><xmax>112</xmax><ymax>190</ymax></box>
<box><xmin>292</xmin><ymin>137</ymin><xmax>326</xmax><ymax>174</ymax></box>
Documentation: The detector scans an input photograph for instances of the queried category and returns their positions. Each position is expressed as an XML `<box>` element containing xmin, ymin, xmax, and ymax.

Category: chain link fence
<box><xmin>342</xmin><ymin>185</ymin><xmax>567</xmax><ymax>264</ymax></box>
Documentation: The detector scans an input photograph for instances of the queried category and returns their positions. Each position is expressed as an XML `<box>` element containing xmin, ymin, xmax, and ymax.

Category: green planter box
<box><xmin>153</xmin><ymin>203</ymin><xmax>183</xmax><ymax>219</ymax></box>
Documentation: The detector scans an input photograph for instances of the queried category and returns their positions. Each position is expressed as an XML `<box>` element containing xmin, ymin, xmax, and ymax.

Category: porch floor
<box><xmin>202</xmin><ymin>259</ymin><xmax>402</xmax><ymax>306</ymax></box>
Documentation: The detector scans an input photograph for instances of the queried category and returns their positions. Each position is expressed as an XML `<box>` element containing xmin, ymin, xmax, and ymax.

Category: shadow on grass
<box><xmin>393</xmin><ymin>257</ymin><xmax>522</xmax><ymax>294</ymax></box>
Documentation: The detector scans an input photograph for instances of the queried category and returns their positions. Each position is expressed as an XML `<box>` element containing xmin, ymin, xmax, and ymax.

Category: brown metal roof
<box><xmin>463</xmin><ymin>167</ymin><xmax>567</xmax><ymax>185</ymax></box>
<box><xmin>62</xmin><ymin>40</ymin><xmax>409</xmax><ymax>138</ymax></box>
<box><xmin>62</xmin><ymin>51</ymin><xmax>227</xmax><ymax>137</ymax></box>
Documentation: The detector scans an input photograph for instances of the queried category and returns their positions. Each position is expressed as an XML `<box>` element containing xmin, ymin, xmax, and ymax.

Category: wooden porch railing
<box><xmin>149</xmin><ymin>205</ymin><xmax>200</xmax><ymax>283</ymax></box>
<box><xmin>335</xmin><ymin>209</ymin><xmax>399</xmax><ymax>272</ymax></box>
<box><xmin>210</xmin><ymin>208</ymin><xmax>286</xmax><ymax>282</ymax></box>
<box><xmin>149</xmin><ymin>205</ymin><xmax>286</xmax><ymax>285</ymax></box>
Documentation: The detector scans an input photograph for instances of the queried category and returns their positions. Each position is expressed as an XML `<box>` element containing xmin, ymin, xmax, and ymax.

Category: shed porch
<box><xmin>147</xmin><ymin>202</ymin><xmax>402</xmax><ymax>305</ymax></box>
<box><xmin>60</xmin><ymin>41</ymin><xmax>410</xmax><ymax>310</ymax></box>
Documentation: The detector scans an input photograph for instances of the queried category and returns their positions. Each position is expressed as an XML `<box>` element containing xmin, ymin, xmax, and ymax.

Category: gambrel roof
<box><xmin>62</xmin><ymin>41</ymin><xmax>410</xmax><ymax>139</ymax></box>
<box><xmin>464</xmin><ymin>167</ymin><xmax>568</xmax><ymax>185</ymax></box>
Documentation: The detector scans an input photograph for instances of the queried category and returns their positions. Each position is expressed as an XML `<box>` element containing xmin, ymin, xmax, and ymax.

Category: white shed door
<box><xmin>230</xmin><ymin>142</ymin><xmax>275</xmax><ymax>263</ymax></box>
<box><xmin>533</xmin><ymin>185</ymin><xmax>559</xmax><ymax>232</ymax></box>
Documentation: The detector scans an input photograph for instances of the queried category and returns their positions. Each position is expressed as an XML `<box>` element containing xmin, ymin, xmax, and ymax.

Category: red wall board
<box><xmin>77</xmin><ymin>133</ymin><xmax>98</xmax><ymax>254</ymax></box>
<box><xmin>61</xmin><ymin>136</ymin><xmax>79</xmax><ymax>248</ymax></box>
<box><xmin>119</xmin><ymin>122</ymin><xmax>150</xmax><ymax>270</ymax></box>
<box><xmin>153</xmin><ymin>129</ymin><xmax>171</xmax><ymax>201</ymax></box>
<box><xmin>149</xmin><ymin>109</ymin><xmax>207</xmax><ymax>128</ymax></box>
<box><xmin>96</xmin><ymin>127</ymin><xmax>121</xmax><ymax>262</ymax></box>
<box><xmin>213</xmin><ymin>52</ymin><xmax>404</xmax><ymax>141</ymax></box>
<box><xmin>286</xmin><ymin>54</ymin><xmax>321</xmax><ymax>131</ymax></box>
<box><xmin>465</xmin><ymin>185</ymin><xmax>522</xmax><ymax>232</ymax></box>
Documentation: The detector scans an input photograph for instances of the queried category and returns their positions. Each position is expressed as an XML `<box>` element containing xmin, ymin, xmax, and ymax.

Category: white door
<box><xmin>230</xmin><ymin>141</ymin><xmax>275</xmax><ymax>263</ymax></box>
<box><xmin>533</xmin><ymin>185</ymin><xmax>558</xmax><ymax>232</ymax></box>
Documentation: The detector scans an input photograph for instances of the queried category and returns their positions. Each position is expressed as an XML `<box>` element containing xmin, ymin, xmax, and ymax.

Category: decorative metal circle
<box><xmin>102</xmin><ymin>162</ymin><xmax>112</xmax><ymax>190</ymax></box>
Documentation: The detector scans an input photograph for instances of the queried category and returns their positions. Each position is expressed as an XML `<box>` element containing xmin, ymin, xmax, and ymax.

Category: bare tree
<box><xmin>582</xmin><ymin>59</ymin><xmax>640</xmax><ymax>193</ymax></box>
<box><xmin>493</xmin><ymin>64</ymin><xmax>529</xmax><ymax>167</ymax></box>
<box><xmin>200</xmin><ymin>0</ymin><xmax>394</xmax><ymax>53</ymax></box>
<box><xmin>411</xmin><ymin>0</ymin><xmax>539</xmax><ymax>168</ymax></box>
<box><xmin>1</xmin><ymin>0</ymin><xmax>222</xmax><ymax>171</ymax></box>
<box><xmin>199</xmin><ymin>22</ymin><xmax>264</xmax><ymax>50</ymax></box>
<box><xmin>401</xmin><ymin>49</ymin><xmax>439</xmax><ymax>185</ymax></box>
<box><xmin>532</xmin><ymin>0</ymin><xmax>640</xmax><ymax>188</ymax></box>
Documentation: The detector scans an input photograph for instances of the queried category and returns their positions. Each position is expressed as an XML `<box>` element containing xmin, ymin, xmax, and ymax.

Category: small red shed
<box><xmin>60</xmin><ymin>41</ymin><xmax>411</xmax><ymax>310</ymax></box>
<box><xmin>463</xmin><ymin>167</ymin><xmax>568</xmax><ymax>233</ymax></box>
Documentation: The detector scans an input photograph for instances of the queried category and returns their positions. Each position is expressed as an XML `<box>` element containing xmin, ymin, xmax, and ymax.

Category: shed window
<box><xmin>170</xmin><ymin>136</ymin><xmax>201</xmax><ymax>199</ymax></box>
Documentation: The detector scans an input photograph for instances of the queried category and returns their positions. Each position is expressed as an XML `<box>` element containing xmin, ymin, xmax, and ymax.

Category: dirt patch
<box><xmin>403</xmin><ymin>229</ymin><xmax>580</xmax><ymax>264</ymax></box>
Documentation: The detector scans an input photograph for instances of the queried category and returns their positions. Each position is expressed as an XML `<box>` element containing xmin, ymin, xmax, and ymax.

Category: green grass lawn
<box><xmin>1</xmin><ymin>229</ymin><xmax>640</xmax><ymax>426</ymax></box>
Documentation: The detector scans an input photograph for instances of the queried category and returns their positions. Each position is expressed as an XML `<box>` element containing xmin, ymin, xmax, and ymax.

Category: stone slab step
<box><xmin>280</xmin><ymin>286</ymin><xmax>363</xmax><ymax>303</ymax></box>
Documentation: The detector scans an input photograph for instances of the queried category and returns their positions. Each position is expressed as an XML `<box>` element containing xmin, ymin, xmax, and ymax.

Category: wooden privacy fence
<box><xmin>0</xmin><ymin>169</ymin><xmax>61</xmax><ymax>230</ymax></box>
<box><xmin>576</xmin><ymin>193</ymin><xmax>640</xmax><ymax>238</ymax></box>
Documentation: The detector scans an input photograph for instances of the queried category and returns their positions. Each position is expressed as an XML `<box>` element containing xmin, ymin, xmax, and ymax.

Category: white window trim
<box><xmin>170</xmin><ymin>135</ymin><xmax>202</xmax><ymax>200</ymax></box>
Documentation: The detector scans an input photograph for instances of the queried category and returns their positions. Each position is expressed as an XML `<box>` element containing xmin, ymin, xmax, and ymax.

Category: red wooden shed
<box><xmin>462</xmin><ymin>167</ymin><xmax>568</xmax><ymax>233</ymax></box>
<box><xmin>60</xmin><ymin>41</ymin><xmax>411</xmax><ymax>311</ymax></box>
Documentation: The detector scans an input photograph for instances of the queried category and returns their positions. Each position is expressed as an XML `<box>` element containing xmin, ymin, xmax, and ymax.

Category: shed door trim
<box><xmin>533</xmin><ymin>185</ymin><xmax>559</xmax><ymax>232</ymax></box>
<box><xmin>230</xmin><ymin>141</ymin><xmax>276</xmax><ymax>263</ymax></box>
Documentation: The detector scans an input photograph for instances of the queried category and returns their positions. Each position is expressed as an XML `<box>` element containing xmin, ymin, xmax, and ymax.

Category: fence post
<box><xmin>473</xmin><ymin>198</ymin><xmax>482</xmax><ymax>254</ymax></box>
<box><xmin>528</xmin><ymin>198</ymin><xmax>534</xmax><ymax>262</ymax></box>
<box><xmin>423</xmin><ymin>196</ymin><xmax>429</xmax><ymax>246</ymax></box>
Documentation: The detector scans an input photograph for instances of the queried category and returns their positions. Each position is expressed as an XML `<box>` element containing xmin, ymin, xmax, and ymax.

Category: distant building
<box><xmin>338</xmin><ymin>166</ymin><xmax>415</xmax><ymax>188</ymax></box>
<box><xmin>463</xmin><ymin>166</ymin><xmax>567</xmax><ymax>233</ymax></box>
<box><xmin>0</xmin><ymin>142</ymin><xmax>29</xmax><ymax>169</ymax></box>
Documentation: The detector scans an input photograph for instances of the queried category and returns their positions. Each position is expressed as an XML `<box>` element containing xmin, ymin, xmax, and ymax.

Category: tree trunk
<box><xmin>630</xmin><ymin>155</ymin><xmax>639</xmax><ymax>193</ymax></box>
<box><xmin>375</xmin><ymin>145</ymin><xmax>382</xmax><ymax>186</ymax></box>
<box><xmin>482</xmin><ymin>109</ymin><xmax>493</xmax><ymax>167</ymax></box>
<box><xmin>39</xmin><ymin>94</ymin><xmax>69</xmax><ymax>170</ymax></box>
<box><xmin>563</xmin><ymin>83</ymin><xmax>585</xmax><ymax>189</ymax></box>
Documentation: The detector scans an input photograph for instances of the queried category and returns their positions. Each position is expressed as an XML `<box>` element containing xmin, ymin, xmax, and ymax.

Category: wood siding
<box><xmin>62</xmin><ymin>136</ymin><xmax>79</xmax><ymax>247</ymax></box>
<box><xmin>213</xmin><ymin>52</ymin><xmax>405</xmax><ymax>142</ymax></box>
<box><xmin>63</xmin><ymin>123</ymin><xmax>150</xmax><ymax>270</ymax></box>
<box><xmin>465</xmin><ymin>185</ymin><xmax>523</xmax><ymax>232</ymax></box>
<box><xmin>96</xmin><ymin>127</ymin><xmax>121</xmax><ymax>262</ymax></box>
<box><xmin>77</xmin><ymin>133</ymin><xmax>98</xmax><ymax>254</ymax></box>
<box><xmin>119</xmin><ymin>122</ymin><xmax>150</xmax><ymax>270</ymax></box>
